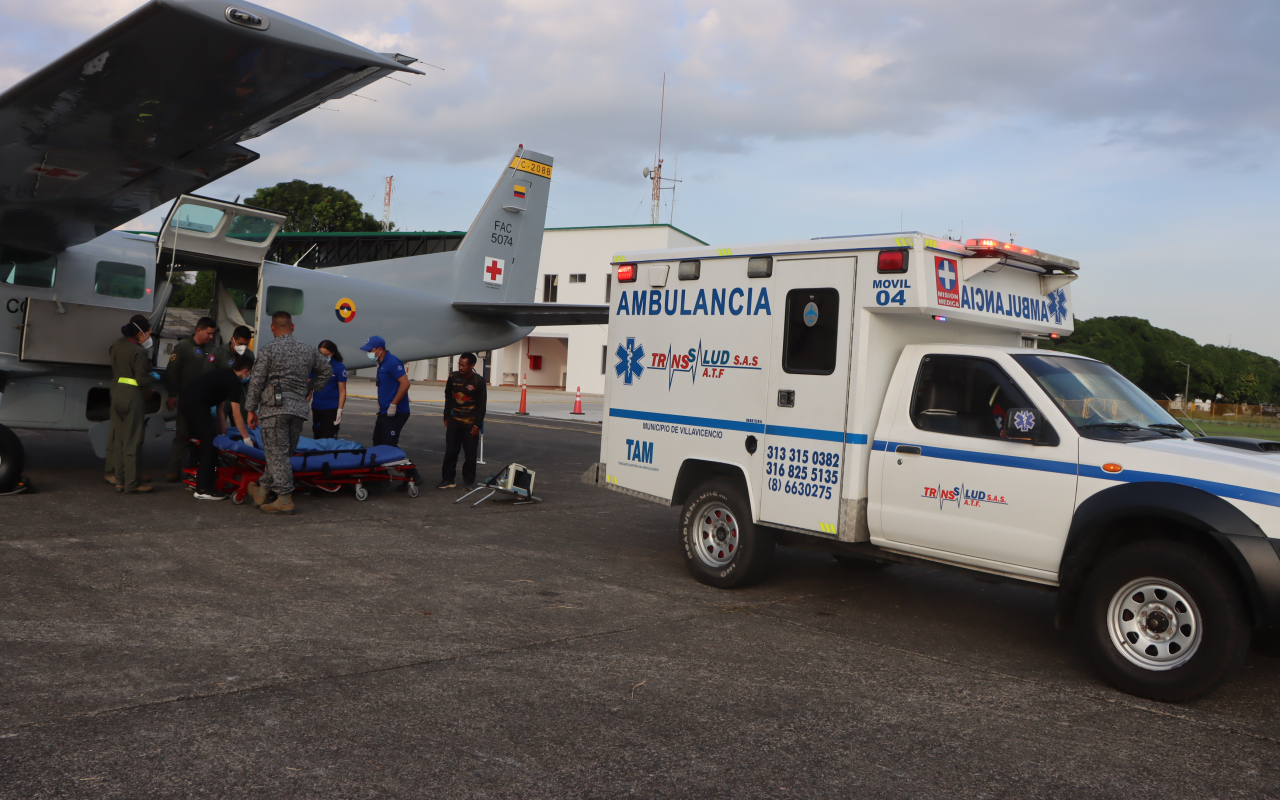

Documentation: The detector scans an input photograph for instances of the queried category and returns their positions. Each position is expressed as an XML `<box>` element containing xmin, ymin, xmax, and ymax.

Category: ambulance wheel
<box><xmin>0</xmin><ymin>424</ymin><xmax>24</xmax><ymax>494</ymax></box>
<box><xmin>681</xmin><ymin>480</ymin><xmax>774</xmax><ymax>589</ymax></box>
<box><xmin>355</xmin><ymin>485</ymin><xmax>369</xmax><ymax>501</ymax></box>
<box><xmin>1078</xmin><ymin>541</ymin><xmax>1249</xmax><ymax>702</ymax></box>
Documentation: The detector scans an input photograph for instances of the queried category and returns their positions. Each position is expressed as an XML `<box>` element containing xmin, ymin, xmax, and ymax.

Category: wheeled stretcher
<box><xmin>183</xmin><ymin>434</ymin><xmax>419</xmax><ymax>502</ymax></box>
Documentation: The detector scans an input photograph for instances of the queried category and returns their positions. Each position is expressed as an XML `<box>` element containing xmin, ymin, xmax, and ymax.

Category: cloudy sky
<box><xmin>4</xmin><ymin>1</ymin><xmax>1278</xmax><ymax>355</ymax></box>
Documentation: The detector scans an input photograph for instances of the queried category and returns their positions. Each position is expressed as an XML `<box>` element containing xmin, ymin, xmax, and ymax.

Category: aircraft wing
<box><xmin>0</xmin><ymin>0</ymin><xmax>422</xmax><ymax>255</ymax></box>
<box><xmin>452</xmin><ymin>302</ymin><xmax>610</xmax><ymax>326</ymax></box>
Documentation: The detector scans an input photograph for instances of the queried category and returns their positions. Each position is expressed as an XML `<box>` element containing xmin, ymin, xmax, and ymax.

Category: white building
<box><xmin>405</xmin><ymin>224</ymin><xmax>706</xmax><ymax>393</ymax></box>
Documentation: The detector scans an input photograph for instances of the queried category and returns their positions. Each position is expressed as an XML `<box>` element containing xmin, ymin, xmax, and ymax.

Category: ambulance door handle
<box><xmin>895</xmin><ymin>445</ymin><xmax>921</xmax><ymax>456</ymax></box>
<box><xmin>777</xmin><ymin>390</ymin><xmax>795</xmax><ymax>408</ymax></box>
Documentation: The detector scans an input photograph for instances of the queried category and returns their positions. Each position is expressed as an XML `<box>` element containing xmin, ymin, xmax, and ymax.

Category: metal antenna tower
<box><xmin>381</xmin><ymin>175</ymin><xmax>394</xmax><ymax>232</ymax></box>
<box><xmin>641</xmin><ymin>74</ymin><xmax>681</xmax><ymax>225</ymax></box>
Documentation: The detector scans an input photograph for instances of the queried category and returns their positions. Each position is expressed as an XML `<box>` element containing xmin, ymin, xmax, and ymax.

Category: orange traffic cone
<box><xmin>570</xmin><ymin>386</ymin><xmax>585</xmax><ymax>415</ymax></box>
<box><xmin>516</xmin><ymin>373</ymin><xmax>529</xmax><ymax>415</ymax></box>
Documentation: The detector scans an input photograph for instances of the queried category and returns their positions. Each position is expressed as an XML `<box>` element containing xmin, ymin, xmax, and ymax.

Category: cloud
<box><xmin>4</xmin><ymin>0</ymin><xmax>1274</xmax><ymax>180</ymax></box>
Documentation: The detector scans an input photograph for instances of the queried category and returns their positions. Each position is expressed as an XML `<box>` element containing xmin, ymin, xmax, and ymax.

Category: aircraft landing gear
<box><xmin>0</xmin><ymin>423</ymin><xmax>26</xmax><ymax>494</ymax></box>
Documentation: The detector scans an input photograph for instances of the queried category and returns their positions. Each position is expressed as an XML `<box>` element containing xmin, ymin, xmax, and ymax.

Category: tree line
<box><xmin>1049</xmin><ymin>316</ymin><xmax>1280</xmax><ymax>405</ymax></box>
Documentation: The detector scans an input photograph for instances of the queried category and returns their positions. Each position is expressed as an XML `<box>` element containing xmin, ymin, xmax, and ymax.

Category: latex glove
<box><xmin>335</xmin><ymin>408</ymin><xmax>343</xmax><ymax>425</ymax></box>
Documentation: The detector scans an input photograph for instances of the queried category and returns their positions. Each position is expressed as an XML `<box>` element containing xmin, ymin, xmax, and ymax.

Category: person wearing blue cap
<box><xmin>360</xmin><ymin>334</ymin><xmax>421</xmax><ymax>489</ymax></box>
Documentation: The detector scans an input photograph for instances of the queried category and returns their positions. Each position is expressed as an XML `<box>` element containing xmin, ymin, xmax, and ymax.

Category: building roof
<box><xmin>544</xmin><ymin>223</ymin><xmax>708</xmax><ymax>245</ymax></box>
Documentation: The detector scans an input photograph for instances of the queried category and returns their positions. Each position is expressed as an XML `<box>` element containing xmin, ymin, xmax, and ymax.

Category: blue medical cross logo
<box><xmin>615</xmin><ymin>337</ymin><xmax>646</xmax><ymax>385</ymax></box>
<box><xmin>1047</xmin><ymin>289</ymin><xmax>1068</xmax><ymax>325</ymax></box>
<box><xmin>937</xmin><ymin>260</ymin><xmax>957</xmax><ymax>291</ymax></box>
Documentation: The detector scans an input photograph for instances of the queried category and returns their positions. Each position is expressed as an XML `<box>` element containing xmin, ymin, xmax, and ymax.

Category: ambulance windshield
<box><xmin>1013</xmin><ymin>354</ymin><xmax>1189</xmax><ymax>441</ymax></box>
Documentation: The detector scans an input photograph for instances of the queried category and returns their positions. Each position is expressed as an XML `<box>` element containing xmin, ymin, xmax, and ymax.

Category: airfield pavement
<box><xmin>3</xmin><ymin>394</ymin><xmax>1280</xmax><ymax>798</ymax></box>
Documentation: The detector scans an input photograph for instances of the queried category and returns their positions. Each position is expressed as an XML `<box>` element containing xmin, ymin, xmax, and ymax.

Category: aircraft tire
<box><xmin>0</xmin><ymin>423</ymin><xmax>24</xmax><ymax>494</ymax></box>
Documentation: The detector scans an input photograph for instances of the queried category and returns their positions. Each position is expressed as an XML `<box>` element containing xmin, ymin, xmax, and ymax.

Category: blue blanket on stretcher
<box><xmin>214</xmin><ymin>435</ymin><xmax>409</xmax><ymax>473</ymax></box>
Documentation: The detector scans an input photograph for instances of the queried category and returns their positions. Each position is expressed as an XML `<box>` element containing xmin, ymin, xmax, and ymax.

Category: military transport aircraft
<box><xmin>0</xmin><ymin>0</ymin><xmax>607</xmax><ymax>493</ymax></box>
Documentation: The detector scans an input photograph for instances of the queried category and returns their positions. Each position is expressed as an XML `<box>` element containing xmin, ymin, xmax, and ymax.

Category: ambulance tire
<box><xmin>1078</xmin><ymin>540</ymin><xmax>1249</xmax><ymax>703</ymax></box>
<box><xmin>681</xmin><ymin>480</ymin><xmax>774</xmax><ymax>588</ymax></box>
<box><xmin>0</xmin><ymin>424</ymin><xmax>24</xmax><ymax>494</ymax></box>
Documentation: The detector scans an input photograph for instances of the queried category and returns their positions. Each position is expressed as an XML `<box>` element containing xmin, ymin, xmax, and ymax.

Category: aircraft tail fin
<box><xmin>448</xmin><ymin>147</ymin><xmax>553</xmax><ymax>305</ymax></box>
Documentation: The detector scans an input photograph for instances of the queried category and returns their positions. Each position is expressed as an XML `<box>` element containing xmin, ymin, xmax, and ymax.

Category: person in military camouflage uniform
<box><xmin>164</xmin><ymin>316</ymin><xmax>218</xmax><ymax>481</ymax></box>
<box><xmin>107</xmin><ymin>318</ymin><xmax>159</xmax><ymax>493</ymax></box>
<box><xmin>244</xmin><ymin>311</ymin><xmax>331</xmax><ymax>515</ymax></box>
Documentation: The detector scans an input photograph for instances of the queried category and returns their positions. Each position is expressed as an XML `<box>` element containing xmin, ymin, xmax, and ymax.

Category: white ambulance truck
<box><xmin>590</xmin><ymin>232</ymin><xmax>1280</xmax><ymax>702</ymax></box>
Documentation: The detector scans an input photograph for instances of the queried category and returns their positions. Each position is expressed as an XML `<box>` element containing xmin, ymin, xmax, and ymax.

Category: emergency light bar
<box><xmin>965</xmin><ymin>239</ymin><xmax>1079</xmax><ymax>272</ymax></box>
<box><xmin>617</xmin><ymin>263</ymin><xmax>637</xmax><ymax>282</ymax></box>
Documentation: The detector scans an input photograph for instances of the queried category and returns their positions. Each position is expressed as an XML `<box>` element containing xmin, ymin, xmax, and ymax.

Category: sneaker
<box><xmin>437</xmin><ymin>480</ymin><xmax>456</xmax><ymax>489</ymax></box>
<box><xmin>104</xmin><ymin>475</ymin><xmax>117</xmax><ymax>485</ymax></box>
<box><xmin>194</xmin><ymin>490</ymin><xmax>227</xmax><ymax>501</ymax></box>
<box><xmin>123</xmin><ymin>484</ymin><xmax>154</xmax><ymax>494</ymax></box>
<box><xmin>260</xmin><ymin>493</ymin><xmax>295</xmax><ymax>515</ymax></box>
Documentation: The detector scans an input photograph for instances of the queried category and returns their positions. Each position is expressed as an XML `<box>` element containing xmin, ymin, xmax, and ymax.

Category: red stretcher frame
<box><xmin>183</xmin><ymin>445</ymin><xmax>419</xmax><ymax>502</ymax></box>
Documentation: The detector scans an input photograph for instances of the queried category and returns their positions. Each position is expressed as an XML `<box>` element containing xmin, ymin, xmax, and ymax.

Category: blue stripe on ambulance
<box><xmin>610</xmin><ymin>408</ymin><xmax>868</xmax><ymax>444</ymax></box>
<box><xmin>874</xmin><ymin>439</ymin><xmax>1280</xmax><ymax>509</ymax></box>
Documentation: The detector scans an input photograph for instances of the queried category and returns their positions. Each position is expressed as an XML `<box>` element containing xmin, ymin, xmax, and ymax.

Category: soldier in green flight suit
<box><xmin>164</xmin><ymin>316</ymin><xmax>218</xmax><ymax>481</ymax></box>
<box><xmin>105</xmin><ymin>314</ymin><xmax>154</xmax><ymax>487</ymax></box>
<box><xmin>107</xmin><ymin>318</ymin><xmax>159</xmax><ymax>493</ymax></box>
<box><xmin>212</xmin><ymin>325</ymin><xmax>256</xmax><ymax>370</ymax></box>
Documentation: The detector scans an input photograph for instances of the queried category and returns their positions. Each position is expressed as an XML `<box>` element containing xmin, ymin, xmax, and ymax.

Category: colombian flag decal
<box><xmin>513</xmin><ymin>184</ymin><xmax>527</xmax><ymax>199</ymax></box>
<box><xmin>335</xmin><ymin>297</ymin><xmax>356</xmax><ymax>323</ymax></box>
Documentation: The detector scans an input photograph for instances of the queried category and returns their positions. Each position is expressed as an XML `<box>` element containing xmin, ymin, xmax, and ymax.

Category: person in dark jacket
<box><xmin>439</xmin><ymin>352</ymin><xmax>487</xmax><ymax>489</ymax></box>
<box><xmin>180</xmin><ymin>355</ymin><xmax>254</xmax><ymax>500</ymax></box>
<box><xmin>165</xmin><ymin>316</ymin><xmax>217</xmax><ymax>481</ymax></box>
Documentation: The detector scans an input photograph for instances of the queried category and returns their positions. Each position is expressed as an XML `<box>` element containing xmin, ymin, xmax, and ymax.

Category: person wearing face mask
<box><xmin>213</xmin><ymin>325</ymin><xmax>256</xmax><ymax>370</ymax></box>
<box><xmin>310</xmin><ymin>339</ymin><xmax>347</xmax><ymax>439</ymax></box>
<box><xmin>359</xmin><ymin>334</ymin><xmax>421</xmax><ymax>490</ymax></box>
<box><xmin>107</xmin><ymin>318</ymin><xmax>160</xmax><ymax>494</ymax></box>
<box><xmin>178</xmin><ymin>354</ymin><xmax>255</xmax><ymax>500</ymax></box>
<box><xmin>105</xmin><ymin>314</ymin><xmax>155</xmax><ymax>488</ymax></box>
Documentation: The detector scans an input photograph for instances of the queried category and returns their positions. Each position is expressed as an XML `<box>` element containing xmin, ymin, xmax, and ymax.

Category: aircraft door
<box><xmin>156</xmin><ymin>195</ymin><xmax>286</xmax><ymax>274</ymax></box>
<box><xmin>758</xmin><ymin>256</ymin><xmax>856</xmax><ymax>535</ymax></box>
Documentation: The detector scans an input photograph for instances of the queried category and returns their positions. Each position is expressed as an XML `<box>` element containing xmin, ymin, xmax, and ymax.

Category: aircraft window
<box><xmin>94</xmin><ymin>261</ymin><xmax>148</xmax><ymax>300</ymax></box>
<box><xmin>782</xmin><ymin>287</ymin><xmax>840</xmax><ymax>375</ymax></box>
<box><xmin>265</xmin><ymin>286</ymin><xmax>304</xmax><ymax>316</ymax></box>
<box><xmin>227</xmin><ymin>215</ymin><xmax>277</xmax><ymax>244</ymax></box>
<box><xmin>1</xmin><ymin>248</ymin><xmax>56</xmax><ymax>288</ymax></box>
<box><xmin>169</xmin><ymin>204</ymin><xmax>225</xmax><ymax>235</ymax></box>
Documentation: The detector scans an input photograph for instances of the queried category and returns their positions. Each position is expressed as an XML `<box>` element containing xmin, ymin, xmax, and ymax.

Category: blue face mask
<box><xmin>322</xmin><ymin>355</ymin><xmax>332</xmax><ymax>363</ymax></box>
<box><xmin>241</xmin><ymin>375</ymin><xmax>250</xmax><ymax>384</ymax></box>
<box><xmin>367</xmin><ymin>351</ymin><xmax>378</xmax><ymax>362</ymax></box>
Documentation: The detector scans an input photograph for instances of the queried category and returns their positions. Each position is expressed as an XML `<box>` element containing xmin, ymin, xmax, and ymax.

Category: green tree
<box><xmin>169</xmin><ymin>270</ymin><xmax>215</xmax><ymax>309</ymax></box>
<box><xmin>245</xmin><ymin>180</ymin><xmax>390</xmax><ymax>233</ymax></box>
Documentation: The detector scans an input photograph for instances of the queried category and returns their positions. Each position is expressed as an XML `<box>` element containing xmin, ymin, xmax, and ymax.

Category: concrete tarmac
<box><xmin>2</xmin><ymin>397</ymin><xmax>1280</xmax><ymax>798</ymax></box>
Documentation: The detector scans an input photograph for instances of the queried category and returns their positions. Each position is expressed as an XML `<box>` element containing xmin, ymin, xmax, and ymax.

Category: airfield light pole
<box><xmin>1175</xmin><ymin>360</ymin><xmax>1191</xmax><ymax>407</ymax></box>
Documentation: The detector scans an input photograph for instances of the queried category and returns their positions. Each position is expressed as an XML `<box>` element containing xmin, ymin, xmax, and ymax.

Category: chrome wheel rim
<box><xmin>1107</xmin><ymin>577</ymin><xmax>1202</xmax><ymax>671</ymax></box>
<box><xmin>693</xmin><ymin>501</ymin><xmax>738</xmax><ymax>568</ymax></box>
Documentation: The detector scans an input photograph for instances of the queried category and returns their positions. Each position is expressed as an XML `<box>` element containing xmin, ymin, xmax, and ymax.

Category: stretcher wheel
<box><xmin>355</xmin><ymin>485</ymin><xmax>369</xmax><ymax>501</ymax></box>
<box><xmin>408</xmin><ymin>482</ymin><xmax>419</xmax><ymax>498</ymax></box>
<box><xmin>232</xmin><ymin>493</ymin><xmax>245</xmax><ymax>505</ymax></box>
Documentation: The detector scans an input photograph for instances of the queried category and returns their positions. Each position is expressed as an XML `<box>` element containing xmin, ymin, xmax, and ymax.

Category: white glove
<box><xmin>335</xmin><ymin>408</ymin><xmax>343</xmax><ymax>425</ymax></box>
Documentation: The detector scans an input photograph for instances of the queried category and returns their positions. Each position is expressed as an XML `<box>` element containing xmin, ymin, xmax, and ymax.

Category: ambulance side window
<box><xmin>782</xmin><ymin>288</ymin><xmax>840</xmax><ymax>374</ymax></box>
<box><xmin>910</xmin><ymin>355</ymin><xmax>1048</xmax><ymax>442</ymax></box>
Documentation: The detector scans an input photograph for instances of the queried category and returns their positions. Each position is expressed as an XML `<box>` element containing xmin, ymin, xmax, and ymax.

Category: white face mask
<box><xmin>367</xmin><ymin>351</ymin><xmax>378</xmax><ymax>362</ymax></box>
<box><xmin>233</xmin><ymin>344</ymin><xmax>247</xmax><ymax>355</ymax></box>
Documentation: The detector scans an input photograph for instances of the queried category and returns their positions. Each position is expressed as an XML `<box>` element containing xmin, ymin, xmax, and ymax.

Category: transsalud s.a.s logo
<box><xmin>614</xmin><ymin>337</ymin><xmax>645</xmax><ymax>385</ymax></box>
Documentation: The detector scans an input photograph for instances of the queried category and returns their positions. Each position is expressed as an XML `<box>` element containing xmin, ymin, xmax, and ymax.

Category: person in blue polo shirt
<box><xmin>359</xmin><ymin>334</ymin><xmax>421</xmax><ymax>489</ymax></box>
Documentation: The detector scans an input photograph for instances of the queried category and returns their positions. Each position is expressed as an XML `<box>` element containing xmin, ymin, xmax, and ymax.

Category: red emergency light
<box><xmin>616</xmin><ymin>263</ymin><xmax>637</xmax><ymax>282</ymax></box>
<box><xmin>965</xmin><ymin>238</ymin><xmax>1038</xmax><ymax>258</ymax></box>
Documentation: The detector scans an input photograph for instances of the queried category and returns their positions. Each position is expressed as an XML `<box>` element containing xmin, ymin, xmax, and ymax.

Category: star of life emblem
<box><xmin>1013</xmin><ymin>409</ymin><xmax>1036</xmax><ymax>432</ymax></box>
<box><xmin>614</xmin><ymin>337</ymin><xmax>645</xmax><ymax>385</ymax></box>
